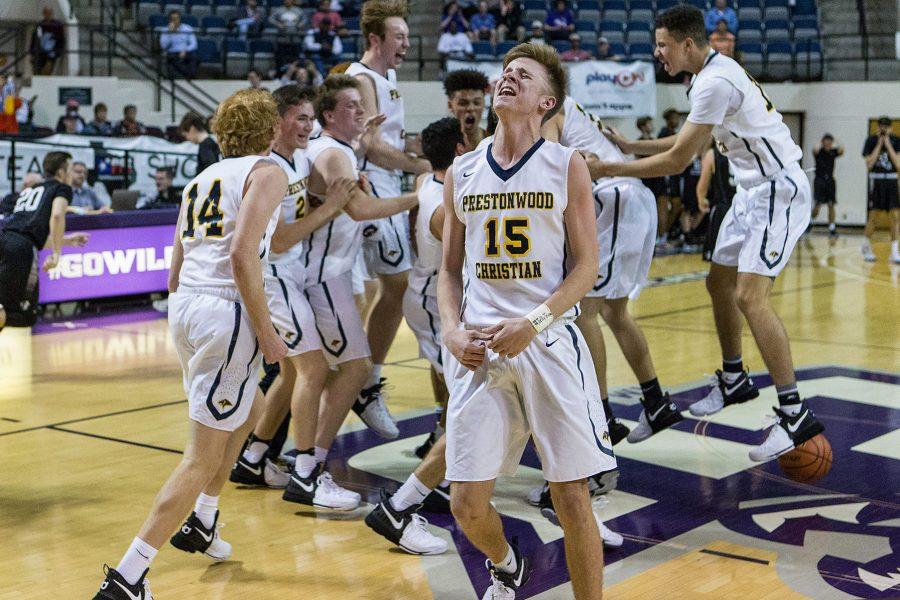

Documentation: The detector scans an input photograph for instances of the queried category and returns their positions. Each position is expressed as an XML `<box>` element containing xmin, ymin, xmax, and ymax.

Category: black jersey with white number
<box><xmin>3</xmin><ymin>179</ymin><xmax>72</xmax><ymax>247</ymax></box>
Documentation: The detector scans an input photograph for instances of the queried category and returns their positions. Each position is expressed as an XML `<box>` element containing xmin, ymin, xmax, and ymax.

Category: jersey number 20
<box><xmin>182</xmin><ymin>179</ymin><xmax>223</xmax><ymax>239</ymax></box>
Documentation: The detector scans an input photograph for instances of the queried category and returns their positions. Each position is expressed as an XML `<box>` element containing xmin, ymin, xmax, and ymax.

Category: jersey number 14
<box><xmin>182</xmin><ymin>179</ymin><xmax>223</xmax><ymax>239</ymax></box>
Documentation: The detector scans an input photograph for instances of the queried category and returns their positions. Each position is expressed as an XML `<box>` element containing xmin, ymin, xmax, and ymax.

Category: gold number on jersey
<box><xmin>744</xmin><ymin>71</ymin><xmax>775</xmax><ymax>112</ymax></box>
<box><xmin>294</xmin><ymin>195</ymin><xmax>307</xmax><ymax>221</ymax></box>
<box><xmin>484</xmin><ymin>217</ymin><xmax>531</xmax><ymax>258</ymax></box>
<box><xmin>182</xmin><ymin>179</ymin><xmax>223</xmax><ymax>239</ymax></box>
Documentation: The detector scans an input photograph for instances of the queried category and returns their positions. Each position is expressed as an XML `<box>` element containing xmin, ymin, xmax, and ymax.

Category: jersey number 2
<box><xmin>182</xmin><ymin>180</ymin><xmax>223</xmax><ymax>239</ymax></box>
<box><xmin>485</xmin><ymin>217</ymin><xmax>530</xmax><ymax>257</ymax></box>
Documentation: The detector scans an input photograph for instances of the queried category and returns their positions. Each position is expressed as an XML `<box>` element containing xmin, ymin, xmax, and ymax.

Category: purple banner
<box><xmin>38</xmin><ymin>225</ymin><xmax>175</xmax><ymax>303</ymax></box>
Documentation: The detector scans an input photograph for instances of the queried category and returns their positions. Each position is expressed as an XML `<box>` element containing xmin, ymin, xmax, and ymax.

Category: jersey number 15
<box><xmin>182</xmin><ymin>180</ymin><xmax>223</xmax><ymax>239</ymax></box>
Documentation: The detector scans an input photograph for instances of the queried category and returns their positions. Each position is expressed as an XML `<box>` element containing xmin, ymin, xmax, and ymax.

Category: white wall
<box><xmin>22</xmin><ymin>77</ymin><xmax>900</xmax><ymax>224</ymax></box>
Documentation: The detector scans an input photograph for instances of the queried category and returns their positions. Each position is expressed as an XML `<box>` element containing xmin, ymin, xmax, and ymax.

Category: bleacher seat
<box><xmin>599</xmin><ymin>20</ymin><xmax>624</xmax><ymax>44</ymax></box>
<box><xmin>602</xmin><ymin>0</ymin><xmax>627</xmax><ymax>23</ymax></box>
<box><xmin>344</xmin><ymin>17</ymin><xmax>360</xmax><ymax>32</ymax></box>
<box><xmin>213</xmin><ymin>0</ymin><xmax>238</xmax><ymax>18</ymax></box>
<box><xmin>137</xmin><ymin>0</ymin><xmax>161</xmax><ymax>26</ymax></box>
<box><xmin>764</xmin><ymin>19</ymin><xmax>791</xmax><ymax>42</ymax></box>
<box><xmin>628</xmin><ymin>7</ymin><xmax>653</xmax><ymax>24</ymax></box>
<box><xmin>196</xmin><ymin>37</ymin><xmax>221</xmax><ymax>70</ymax></box>
<box><xmin>577</xmin><ymin>0</ymin><xmax>601</xmax><ymax>24</ymax></box>
<box><xmin>186</xmin><ymin>0</ymin><xmax>213</xmax><ymax>18</ymax></box>
<box><xmin>162</xmin><ymin>2</ymin><xmax>185</xmax><ymax>14</ymax></box>
<box><xmin>764</xmin><ymin>0</ymin><xmax>789</xmax><ymax>7</ymax></box>
<box><xmin>609</xmin><ymin>42</ymin><xmax>626</xmax><ymax>57</ymax></box>
<box><xmin>738</xmin><ymin>19</ymin><xmax>762</xmax><ymax>43</ymax></box>
<box><xmin>473</xmin><ymin>41</ymin><xmax>495</xmax><ymax>60</ymax></box>
<box><xmin>224</xmin><ymin>38</ymin><xmax>249</xmax><ymax>77</ymax></box>
<box><xmin>626</xmin><ymin>28</ymin><xmax>651</xmax><ymax>45</ymax></box>
<box><xmin>764</xmin><ymin>6</ymin><xmax>789</xmax><ymax>21</ymax></box>
<box><xmin>181</xmin><ymin>14</ymin><xmax>199</xmax><ymax>27</ymax></box>
<box><xmin>685</xmin><ymin>0</ymin><xmax>708</xmax><ymax>9</ymax></box>
<box><xmin>496</xmin><ymin>41</ymin><xmax>517</xmax><ymax>55</ymax></box>
<box><xmin>579</xmin><ymin>30</ymin><xmax>598</xmax><ymax>43</ymax></box>
<box><xmin>523</xmin><ymin>0</ymin><xmax>545</xmax><ymax>10</ymax></box>
<box><xmin>581</xmin><ymin>42</ymin><xmax>598</xmax><ymax>55</ymax></box>
<box><xmin>249</xmin><ymin>38</ymin><xmax>275</xmax><ymax>71</ymax></box>
<box><xmin>766</xmin><ymin>41</ymin><xmax>793</xmax><ymax>79</ymax></box>
<box><xmin>737</xmin><ymin>6</ymin><xmax>761</xmax><ymax>21</ymax></box>
<box><xmin>148</xmin><ymin>13</ymin><xmax>168</xmax><ymax>31</ymax></box>
<box><xmin>794</xmin><ymin>39</ymin><xmax>822</xmax><ymax>78</ymax></box>
<box><xmin>523</xmin><ymin>9</ymin><xmax>547</xmax><ymax>24</ymax></box>
<box><xmin>551</xmin><ymin>40</ymin><xmax>570</xmax><ymax>53</ymax></box>
<box><xmin>628</xmin><ymin>42</ymin><xmax>653</xmax><ymax>60</ymax></box>
<box><xmin>738</xmin><ymin>42</ymin><xmax>764</xmax><ymax>75</ymax></box>
<box><xmin>340</xmin><ymin>37</ymin><xmax>358</xmax><ymax>60</ymax></box>
<box><xmin>793</xmin><ymin>0</ymin><xmax>818</xmax><ymax>15</ymax></box>
<box><xmin>202</xmin><ymin>14</ymin><xmax>228</xmax><ymax>34</ymax></box>
<box><xmin>792</xmin><ymin>16</ymin><xmax>818</xmax><ymax>40</ymax></box>
<box><xmin>656</xmin><ymin>0</ymin><xmax>679</xmax><ymax>11</ymax></box>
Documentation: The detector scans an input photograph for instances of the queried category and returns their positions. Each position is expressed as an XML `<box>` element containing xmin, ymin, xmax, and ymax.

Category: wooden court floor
<box><xmin>0</xmin><ymin>232</ymin><xmax>898</xmax><ymax>599</ymax></box>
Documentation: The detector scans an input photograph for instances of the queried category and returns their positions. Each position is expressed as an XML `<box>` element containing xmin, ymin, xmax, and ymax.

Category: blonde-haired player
<box><xmin>92</xmin><ymin>89</ymin><xmax>289</xmax><ymax>600</ymax></box>
<box><xmin>440</xmin><ymin>44</ymin><xmax>615</xmax><ymax>599</ymax></box>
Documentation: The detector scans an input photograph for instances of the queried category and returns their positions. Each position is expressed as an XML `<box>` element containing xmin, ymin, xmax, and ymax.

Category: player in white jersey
<box><xmin>93</xmin><ymin>90</ymin><xmax>289</xmax><ymax>600</ymax></box>
<box><xmin>277</xmin><ymin>74</ymin><xmax>421</xmax><ymax>506</ymax></box>
<box><xmin>444</xmin><ymin>69</ymin><xmax>490</xmax><ymax>152</ymax></box>
<box><xmin>440</xmin><ymin>44</ymin><xmax>615</xmax><ymax>600</ymax></box>
<box><xmin>348</xmin><ymin>0</ymin><xmax>432</xmax><ymax>438</ymax></box>
<box><xmin>598</xmin><ymin>5</ymin><xmax>824</xmax><ymax>462</ymax></box>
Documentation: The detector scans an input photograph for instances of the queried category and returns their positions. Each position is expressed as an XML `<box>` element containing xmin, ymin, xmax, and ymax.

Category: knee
<box><xmin>705</xmin><ymin>270</ymin><xmax>731</xmax><ymax>298</ymax></box>
<box><xmin>451</xmin><ymin>491</ymin><xmax>491</xmax><ymax>526</ymax></box>
<box><xmin>548</xmin><ymin>484</ymin><xmax>593</xmax><ymax>528</ymax></box>
<box><xmin>734</xmin><ymin>285</ymin><xmax>765</xmax><ymax>314</ymax></box>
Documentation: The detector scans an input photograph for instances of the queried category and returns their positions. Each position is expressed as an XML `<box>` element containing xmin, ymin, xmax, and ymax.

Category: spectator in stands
<box><xmin>271</xmin><ymin>0</ymin><xmax>306</xmax><ymax>35</ymax></box>
<box><xmin>468</xmin><ymin>1</ymin><xmax>497</xmax><ymax>43</ymax></box>
<box><xmin>441</xmin><ymin>1</ymin><xmax>470</xmax><ymax>33</ymax></box>
<box><xmin>526</xmin><ymin>20</ymin><xmax>547</xmax><ymax>44</ymax></box>
<box><xmin>179</xmin><ymin>112</ymin><xmax>220</xmax><ymax>175</ymax></box>
<box><xmin>0</xmin><ymin>173</ymin><xmax>42</xmax><ymax>218</ymax></box>
<box><xmin>31</xmin><ymin>6</ymin><xmax>65</xmax><ymax>76</ymax></box>
<box><xmin>56</xmin><ymin>99</ymin><xmax>86</xmax><ymax>134</ymax></box>
<box><xmin>137</xmin><ymin>167</ymin><xmax>178</xmax><ymax>210</ymax></box>
<box><xmin>311</xmin><ymin>0</ymin><xmax>347</xmax><ymax>34</ymax></box>
<box><xmin>114</xmin><ymin>105</ymin><xmax>146</xmax><ymax>137</ymax></box>
<box><xmin>705</xmin><ymin>0</ymin><xmax>737</xmax><ymax>34</ymax></box>
<box><xmin>279</xmin><ymin>59</ymin><xmax>324</xmax><ymax>87</ymax></box>
<box><xmin>247</xmin><ymin>69</ymin><xmax>268</xmax><ymax>90</ymax></box>
<box><xmin>69</xmin><ymin>161</ymin><xmax>113</xmax><ymax>214</ymax></box>
<box><xmin>233</xmin><ymin>0</ymin><xmax>265</xmax><ymax>39</ymax></box>
<box><xmin>495</xmin><ymin>0</ymin><xmax>524</xmax><ymax>42</ymax></box>
<box><xmin>0</xmin><ymin>75</ymin><xmax>23</xmax><ymax>135</ymax></box>
<box><xmin>305</xmin><ymin>18</ymin><xmax>343</xmax><ymax>76</ymax></box>
<box><xmin>544</xmin><ymin>0</ymin><xmax>575</xmax><ymax>41</ymax></box>
<box><xmin>708</xmin><ymin>19</ymin><xmax>735</xmax><ymax>57</ymax></box>
<box><xmin>595</xmin><ymin>36</ymin><xmax>622</xmax><ymax>60</ymax></box>
<box><xmin>437</xmin><ymin>20</ymin><xmax>473</xmax><ymax>70</ymax></box>
<box><xmin>560</xmin><ymin>33</ymin><xmax>592</xmax><ymax>61</ymax></box>
<box><xmin>160</xmin><ymin>10</ymin><xmax>199</xmax><ymax>79</ymax></box>
<box><xmin>82</xmin><ymin>103</ymin><xmax>114</xmax><ymax>136</ymax></box>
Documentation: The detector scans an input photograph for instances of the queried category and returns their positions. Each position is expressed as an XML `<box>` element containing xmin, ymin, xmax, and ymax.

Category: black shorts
<box><xmin>814</xmin><ymin>176</ymin><xmax>836</xmax><ymax>205</ymax></box>
<box><xmin>703</xmin><ymin>200</ymin><xmax>731</xmax><ymax>262</ymax></box>
<box><xmin>0</xmin><ymin>231</ymin><xmax>39</xmax><ymax>326</ymax></box>
<box><xmin>868</xmin><ymin>178</ymin><xmax>899</xmax><ymax>211</ymax></box>
<box><xmin>663</xmin><ymin>173</ymin><xmax>681</xmax><ymax>198</ymax></box>
<box><xmin>641</xmin><ymin>176</ymin><xmax>666</xmax><ymax>198</ymax></box>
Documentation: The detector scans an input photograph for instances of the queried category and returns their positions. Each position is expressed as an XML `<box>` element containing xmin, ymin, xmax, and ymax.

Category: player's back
<box><xmin>4</xmin><ymin>178</ymin><xmax>72</xmax><ymax>248</ymax></box>
<box><xmin>177</xmin><ymin>155</ymin><xmax>277</xmax><ymax>290</ymax></box>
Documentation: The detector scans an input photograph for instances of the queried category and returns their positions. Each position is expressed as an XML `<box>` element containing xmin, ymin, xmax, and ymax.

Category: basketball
<box><xmin>778</xmin><ymin>434</ymin><xmax>833</xmax><ymax>483</ymax></box>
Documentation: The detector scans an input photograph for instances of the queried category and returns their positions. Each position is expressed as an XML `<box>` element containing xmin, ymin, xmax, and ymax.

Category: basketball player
<box><xmin>280</xmin><ymin>74</ymin><xmax>420</xmax><ymax>506</ymax></box>
<box><xmin>861</xmin><ymin>116</ymin><xmax>899</xmax><ymax>263</ymax></box>
<box><xmin>810</xmin><ymin>134</ymin><xmax>843</xmax><ymax>237</ymax></box>
<box><xmin>0</xmin><ymin>152</ymin><xmax>88</xmax><ymax>332</ymax></box>
<box><xmin>440</xmin><ymin>44</ymin><xmax>615</xmax><ymax>599</ymax></box>
<box><xmin>696</xmin><ymin>144</ymin><xmax>736</xmax><ymax>262</ymax></box>
<box><xmin>347</xmin><ymin>0</ymin><xmax>431</xmax><ymax>439</ymax></box>
<box><xmin>599</xmin><ymin>5</ymin><xmax>825</xmax><ymax>462</ymax></box>
<box><xmin>444</xmin><ymin>68</ymin><xmax>490</xmax><ymax>151</ymax></box>
<box><xmin>93</xmin><ymin>89</ymin><xmax>289</xmax><ymax>600</ymax></box>
<box><xmin>228</xmin><ymin>85</ymin><xmax>361</xmax><ymax>507</ymax></box>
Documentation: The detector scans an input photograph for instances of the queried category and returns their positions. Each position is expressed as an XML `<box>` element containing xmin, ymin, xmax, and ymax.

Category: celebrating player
<box><xmin>444</xmin><ymin>68</ymin><xmax>490</xmax><ymax>152</ymax></box>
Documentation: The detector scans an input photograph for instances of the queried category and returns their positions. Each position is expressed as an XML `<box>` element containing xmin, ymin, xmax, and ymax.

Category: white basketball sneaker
<box><xmin>748</xmin><ymin>404</ymin><xmax>825</xmax><ymax>462</ymax></box>
<box><xmin>169</xmin><ymin>511</ymin><xmax>232</xmax><ymax>561</ymax></box>
<box><xmin>689</xmin><ymin>370</ymin><xmax>759</xmax><ymax>417</ymax></box>
<box><xmin>365</xmin><ymin>494</ymin><xmax>448</xmax><ymax>555</ymax></box>
<box><xmin>861</xmin><ymin>242</ymin><xmax>876</xmax><ymax>262</ymax></box>
<box><xmin>283</xmin><ymin>464</ymin><xmax>361</xmax><ymax>510</ymax></box>
<box><xmin>353</xmin><ymin>378</ymin><xmax>400</xmax><ymax>439</ymax></box>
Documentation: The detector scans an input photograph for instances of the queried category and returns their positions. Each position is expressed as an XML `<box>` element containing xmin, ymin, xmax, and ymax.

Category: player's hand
<box><xmin>98</xmin><ymin>206</ymin><xmax>113</xmax><ymax>214</ymax></box>
<box><xmin>63</xmin><ymin>232</ymin><xmax>90</xmax><ymax>247</ymax></box>
<box><xmin>357</xmin><ymin>173</ymin><xmax>372</xmax><ymax>194</ymax></box>
<box><xmin>260</xmin><ymin>330</ymin><xmax>289</xmax><ymax>363</ymax></box>
<box><xmin>326</xmin><ymin>177</ymin><xmax>358</xmax><ymax>211</ymax></box>
<box><xmin>363</xmin><ymin>113</ymin><xmax>386</xmax><ymax>135</ymax></box>
<box><xmin>444</xmin><ymin>327</ymin><xmax>492</xmax><ymax>371</ymax></box>
<box><xmin>698</xmin><ymin>196</ymin><xmax>710</xmax><ymax>214</ymax></box>
<box><xmin>484</xmin><ymin>318</ymin><xmax>536</xmax><ymax>359</ymax></box>
<box><xmin>602</xmin><ymin>126</ymin><xmax>633</xmax><ymax>153</ymax></box>
<box><xmin>42</xmin><ymin>252</ymin><xmax>60</xmax><ymax>272</ymax></box>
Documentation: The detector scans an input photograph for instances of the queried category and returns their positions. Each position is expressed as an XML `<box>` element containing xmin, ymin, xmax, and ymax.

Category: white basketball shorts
<box><xmin>305</xmin><ymin>270</ymin><xmax>371</xmax><ymax>366</ymax></box>
<box><xmin>712</xmin><ymin>162</ymin><xmax>811</xmax><ymax>277</ymax></box>
<box><xmin>402</xmin><ymin>285</ymin><xmax>443</xmax><ymax>373</ymax></box>
<box><xmin>445</xmin><ymin>321</ymin><xmax>617</xmax><ymax>483</ymax></box>
<box><xmin>264</xmin><ymin>263</ymin><xmax>321</xmax><ymax>357</ymax></box>
<box><xmin>587</xmin><ymin>182</ymin><xmax>657</xmax><ymax>300</ymax></box>
<box><xmin>169</xmin><ymin>289</ymin><xmax>262</xmax><ymax>432</ymax></box>
<box><xmin>362</xmin><ymin>171</ymin><xmax>412</xmax><ymax>276</ymax></box>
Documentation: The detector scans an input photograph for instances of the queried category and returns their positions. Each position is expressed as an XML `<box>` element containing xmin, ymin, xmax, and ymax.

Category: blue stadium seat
<box><xmin>627</xmin><ymin>19</ymin><xmax>651</xmax><ymax>31</ymax></box>
<box><xmin>763</xmin><ymin>6</ymin><xmax>789</xmax><ymax>20</ymax></box>
<box><xmin>551</xmin><ymin>40</ymin><xmax>570</xmax><ymax>53</ymax></box>
<box><xmin>496</xmin><ymin>41</ymin><xmax>517</xmax><ymax>55</ymax></box>
<box><xmin>685</xmin><ymin>0</ymin><xmax>708</xmax><ymax>9</ymax></box>
<box><xmin>793</xmin><ymin>0</ymin><xmax>817</xmax><ymax>15</ymax></box>
<box><xmin>577</xmin><ymin>0</ymin><xmax>600</xmax><ymax>11</ymax></box>
<box><xmin>581</xmin><ymin>42</ymin><xmax>598</xmax><ymax>55</ymax></box>
<box><xmin>738</xmin><ymin>42</ymin><xmax>764</xmax><ymax>75</ymax></box>
<box><xmin>763</xmin><ymin>0</ymin><xmax>788</xmax><ymax>7</ymax></box>
<box><xmin>766</xmin><ymin>41</ymin><xmax>793</xmax><ymax>79</ymax></box>
<box><xmin>202</xmin><ymin>14</ymin><xmax>228</xmax><ymax>34</ymax></box>
<box><xmin>609</xmin><ymin>42</ymin><xmax>626</xmax><ymax>56</ymax></box>
<box><xmin>196</xmin><ymin>37</ymin><xmax>221</xmax><ymax>68</ymax></box>
<box><xmin>213</xmin><ymin>0</ymin><xmax>238</xmax><ymax>18</ymax></box>
<box><xmin>224</xmin><ymin>38</ymin><xmax>249</xmax><ymax>77</ymax></box>
<box><xmin>793</xmin><ymin>19</ymin><xmax>818</xmax><ymax>41</ymax></box>
<box><xmin>186</xmin><ymin>0</ymin><xmax>213</xmax><ymax>18</ymax></box>
<box><xmin>602</xmin><ymin>0</ymin><xmax>627</xmax><ymax>23</ymax></box>
<box><xmin>181</xmin><ymin>14</ymin><xmax>199</xmax><ymax>28</ymax></box>
<box><xmin>523</xmin><ymin>8</ymin><xmax>548</xmax><ymax>24</ymax></box>
<box><xmin>764</xmin><ymin>19</ymin><xmax>791</xmax><ymax>41</ymax></box>
<box><xmin>523</xmin><ymin>0</ymin><xmax>546</xmax><ymax>10</ymax></box>
<box><xmin>162</xmin><ymin>2</ymin><xmax>185</xmax><ymax>16</ymax></box>
<box><xmin>344</xmin><ymin>17</ymin><xmax>360</xmax><ymax>32</ymax></box>
<box><xmin>656</xmin><ymin>0</ymin><xmax>679</xmax><ymax>11</ymax></box>
<box><xmin>626</xmin><ymin>27</ymin><xmax>651</xmax><ymax>44</ymax></box>
<box><xmin>599</xmin><ymin>20</ymin><xmax>624</xmax><ymax>44</ymax></box>
<box><xmin>628</xmin><ymin>7</ymin><xmax>654</xmax><ymax>24</ymax></box>
<box><xmin>340</xmin><ymin>37</ymin><xmax>358</xmax><ymax>60</ymax></box>
<box><xmin>629</xmin><ymin>0</ymin><xmax>653</xmax><ymax>11</ymax></box>
<box><xmin>148</xmin><ymin>13</ymin><xmax>168</xmax><ymax>31</ymax></box>
<box><xmin>737</xmin><ymin>6</ymin><xmax>761</xmax><ymax>21</ymax></box>
<box><xmin>576</xmin><ymin>20</ymin><xmax>596</xmax><ymax>33</ymax></box>
<box><xmin>137</xmin><ymin>0</ymin><xmax>161</xmax><ymax>26</ymax></box>
<box><xmin>794</xmin><ymin>39</ymin><xmax>822</xmax><ymax>78</ymax></box>
<box><xmin>472</xmin><ymin>41</ymin><xmax>495</xmax><ymax>60</ymax></box>
<box><xmin>738</xmin><ymin>19</ymin><xmax>762</xmax><ymax>43</ymax></box>
<box><xmin>628</xmin><ymin>42</ymin><xmax>653</xmax><ymax>60</ymax></box>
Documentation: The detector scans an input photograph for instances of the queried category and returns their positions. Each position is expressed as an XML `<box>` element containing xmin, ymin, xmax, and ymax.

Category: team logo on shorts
<box><xmin>218</xmin><ymin>399</ymin><xmax>233</xmax><ymax>409</ymax></box>
<box><xmin>331</xmin><ymin>340</ymin><xmax>341</xmax><ymax>349</ymax></box>
<box><xmin>769</xmin><ymin>250</ymin><xmax>780</xmax><ymax>259</ymax></box>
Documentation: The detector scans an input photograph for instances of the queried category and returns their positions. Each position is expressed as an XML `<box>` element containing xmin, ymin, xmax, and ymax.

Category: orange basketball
<box><xmin>778</xmin><ymin>434</ymin><xmax>833</xmax><ymax>483</ymax></box>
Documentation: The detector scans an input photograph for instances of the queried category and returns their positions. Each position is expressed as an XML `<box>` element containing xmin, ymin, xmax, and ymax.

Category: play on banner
<box><xmin>567</xmin><ymin>61</ymin><xmax>657</xmax><ymax>117</ymax></box>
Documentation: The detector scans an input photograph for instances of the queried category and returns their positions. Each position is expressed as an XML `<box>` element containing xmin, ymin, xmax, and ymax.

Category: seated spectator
<box><xmin>705</xmin><ymin>0</ymin><xmax>737</xmax><ymax>33</ymax></box>
<box><xmin>279</xmin><ymin>59</ymin><xmax>324</xmax><ymax>87</ymax></box>
<box><xmin>56</xmin><ymin>99</ymin><xmax>86</xmax><ymax>134</ymax></box>
<box><xmin>233</xmin><ymin>0</ymin><xmax>265</xmax><ymax>39</ymax></box>
<box><xmin>456</xmin><ymin>0</ymin><xmax>479</xmax><ymax>19</ymax></box>
<box><xmin>311</xmin><ymin>0</ymin><xmax>347</xmax><ymax>35</ymax></box>
<box><xmin>69</xmin><ymin>161</ymin><xmax>113</xmax><ymax>214</ymax></box>
<box><xmin>83</xmin><ymin>102</ymin><xmax>114</xmax><ymax>136</ymax></box>
<box><xmin>469</xmin><ymin>1</ymin><xmax>497</xmax><ymax>42</ymax></box>
<box><xmin>271</xmin><ymin>0</ymin><xmax>306</xmax><ymax>35</ymax></box>
<box><xmin>437</xmin><ymin>21</ymin><xmax>473</xmax><ymax>69</ymax></box>
<box><xmin>160</xmin><ymin>10</ymin><xmax>199</xmax><ymax>79</ymax></box>
<box><xmin>305</xmin><ymin>19</ymin><xmax>343</xmax><ymax>77</ymax></box>
<box><xmin>708</xmin><ymin>19</ymin><xmax>736</xmax><ymax>57</ymax></box>
<box><xmin>114</xmin><ymin>105</ymin><xmax>146</xmax><ymax>137</ymax></box>
<box><xmin>137</xmin><ymin>168</ymin><xmax>178</xmax><ymax>209</ymax></box>
<box><xmin>247</xmin><ymin>69</ymin><xmax>268</xmax><ymax>90</ymax></box>
<box><xmin>0</xmin><ymin>172</ymin><xmax>42</xmax><ymax>219</ymax></box>
<box><xmin>560</xmin><ymin>33</ymin><xmax>592</xmax><ymax>61</ymax></box>
<box><xmin>495</xmin><ymin>0</ymin><xmax>524</xmax><ymax>42</ymax></box>
<box><xmin>526</xmin><ymin>20</ymin><xmax>547</xmax><ymax>45</ymax></box>
<box><xmin>0</xmin><ymin>75</ymin><xmax>23</xmax><ymax>135</ymax></box>
<box><xmin>179</xmin><ymin>112</ymin><xmax>220</xmax><ymax>175</ymax></box>
<box><xmin>595</xmin><ymin>36</ymin><xmax>622</xmax><ymax>61</ymax></box>
<box><xmin>31</xmin><ymin>7</ymin><xmax>65</xmax><ymax>76</ymax></box>
<box><xmin>544</xmin><ymin>0</ymin><xmax>575</xmax><ymax>41</ymax></box>
<box><xmin>441</xmin><ymin>1</ymin><xmax>469</xmax><ymax>33</ymax></box>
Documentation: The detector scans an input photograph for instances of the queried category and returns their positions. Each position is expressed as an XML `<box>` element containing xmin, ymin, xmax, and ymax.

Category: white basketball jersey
<box><xmin>303</xmin><ymin>134</ymin><xmax>363</xmax><ymax>284</ymax></box>
<box><xmin>346</xmin><ymin>61</ymin><xmax>405</xmax><ymax>180</ymax></box>
<box><xmin>560</xmin><ymin>96</ymin><xmax>639</xmax><ymax>192</ymax></box>
<box><xmin>267</xmin><ymin>149</ymin><xmax>310</xmax><ymax>267</ymax></box>
<box><xmin>687</xmin><ymin>51</ymin><xmax>802</xmax><ymax>187</ymax></box>
<box><xmin>177</xmin><ymin>155</ymin><xmax>278</xmax><ymax>290</ymax></box>
<box><xmin>408</xmin><ymin>175</ymin><xmax>444</xmax><ymax>297</ymax></box>
<box><xmin>453</xmin><ymin>139</ymin><xmax>576</xmax><ymax>325</ymax></box>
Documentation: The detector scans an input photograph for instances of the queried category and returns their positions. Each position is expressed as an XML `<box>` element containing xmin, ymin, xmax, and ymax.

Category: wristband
<box><xmin>525</xmin><ymin>304</ymin><xmax>554</xmax><ymax>333</ymax></box>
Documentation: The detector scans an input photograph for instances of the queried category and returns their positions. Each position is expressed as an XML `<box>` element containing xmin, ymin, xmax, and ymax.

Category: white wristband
<box><xmin>525</xmin><ymin>304</ymin><xmax>554</xmax><ymax>333</ymax></box>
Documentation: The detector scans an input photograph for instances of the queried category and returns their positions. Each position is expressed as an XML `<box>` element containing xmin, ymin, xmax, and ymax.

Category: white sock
<box><xmin>314</xmin><ymin>446</ymin><xmax>328</xmax><ymax>464</ymax></box>
<box><xmin>194</xmin><ymin>493</ymin><xmax>219</xmax><ymax>529</ymax></box>
<box><xmin>496</xmin><ymin>543</ymin><xmax>517</xmax><ymax>574</ymax></box>
<box><xmin>366</xmin><ymin>364</ymin><xmax>383</xmax><ymax>388</ymax></box>
<box><xmin>390</xmin><ymin>473</ymin><xmax>431</xmax><ymax>511</ymax></box>
<box><xmin>242</xmin><ymin>440</ymin><xmax>269</xmax><ymax>464</ymax></box>
<box><xmin>828</xmin><ymin>222</ymin><xmax>836</xmax><ymax>231</ymax></box>
<box><xmin>863</xmin><ymin>239</ymin><xmax>872</xmax><ymax>251</ymax></box>
<box><xmin>892</xmin><ymin>240</ymin><xmax>899</xmax><ymax>254</ymax></box>
<box><xmin>439</xmin><ymin>479</ymin><xmax>450</xmax><ymax>489</ymax></box>
<box><xmin>116</xmin><ymin>537</ymin><xmax>158</xmax><ymax>585</ymax></box>
<box><xmin>294</xmin><ymin>450</ymin><xmax>317</xmax><ymax>478</ymax></box>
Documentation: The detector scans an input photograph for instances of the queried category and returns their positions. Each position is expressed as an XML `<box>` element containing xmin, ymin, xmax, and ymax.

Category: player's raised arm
<box><xmin>604</xmin><ymin>127</ymin><xmax>678</xmax><ymax>156</ymax></box>
<box><xmin>598</xmin><ymin>121</ymin><xmax>712</xmax><ymax>179</ymax></box>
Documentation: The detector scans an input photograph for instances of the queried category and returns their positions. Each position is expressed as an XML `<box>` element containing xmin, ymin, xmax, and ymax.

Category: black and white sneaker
<box><xmin>169</xmin><ymin>511</ymin><xmax>232</xmax><ymax>561</ymax></box>
<box><xmin>422</xmin><ymin>481</ymin><xmax>451</xmax><ymax>513</ymax></box>
<box><xmin>229</xmin><ymin>455</ymin><xmax>291</xmax><ymax>488</ymax></box>
<box><xmin>93</xmin><ymin>565</ymin><xmax>153</xmax><ymax>600</ymax></box>
<box><xmin>353</xmin><ymin>378</ymin><xmax>399</xmax><ymax>439</ymax></box>
<box><xmin>538</xmin><ymin>491</ymin><xmax>624</xmax><ymax>547</ymax></box>
<box><xmin>282</xmin><ymin>463</ymin><xmax>361</xmax><ymax>510</ymax></box>
<box><xmin>365</xmin><ymin>493</ymin><xmax>448</xmax><ymax>555</ymax></box>
<box><xmin>749</xmin><ymin>404</ymin><xmax>825</xmax><ymax>462</ymax></box>
<box><xmin>414</xmin><ymin>423</ymin><xmax>444</xmax><ymax>459</ymax></box>
<box><xmin>626</xmin><ymin>393</ymin><xmax>683</xmax><ymax>443</ymax></box>
<box><xmin>588</xmin><ymin>468</ymin><xmax>619</xmax><ymax>497</ymax></box>
<box><xmin>482</xmin><ymin>541</ymin><xmax>530</xmax><ymax>599</ymax></box>
<box><xmin>690</xmin><ymin>369</ymin><xmax>760</xmax><ymax>417</ymax></box>
<box><xmin>607</xmin><ymin>418</ymin><xmax>630</xmax><ymax>446</ymax></box>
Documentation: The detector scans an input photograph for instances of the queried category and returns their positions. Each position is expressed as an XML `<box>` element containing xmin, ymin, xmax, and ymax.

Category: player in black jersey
<box><xmin>0</xmin><ymin>151</ymin><xmax>87</xmax><ymax>331</ymax></box>
<box><xmin>811</xmin><ymin>134</ymin><xmax>843</xmax><ymax>236</ymax></box>
<box><xmin>696</xmin><ymin>144</ymin><xmax>735</xmax><ymax>261</ymax></box>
